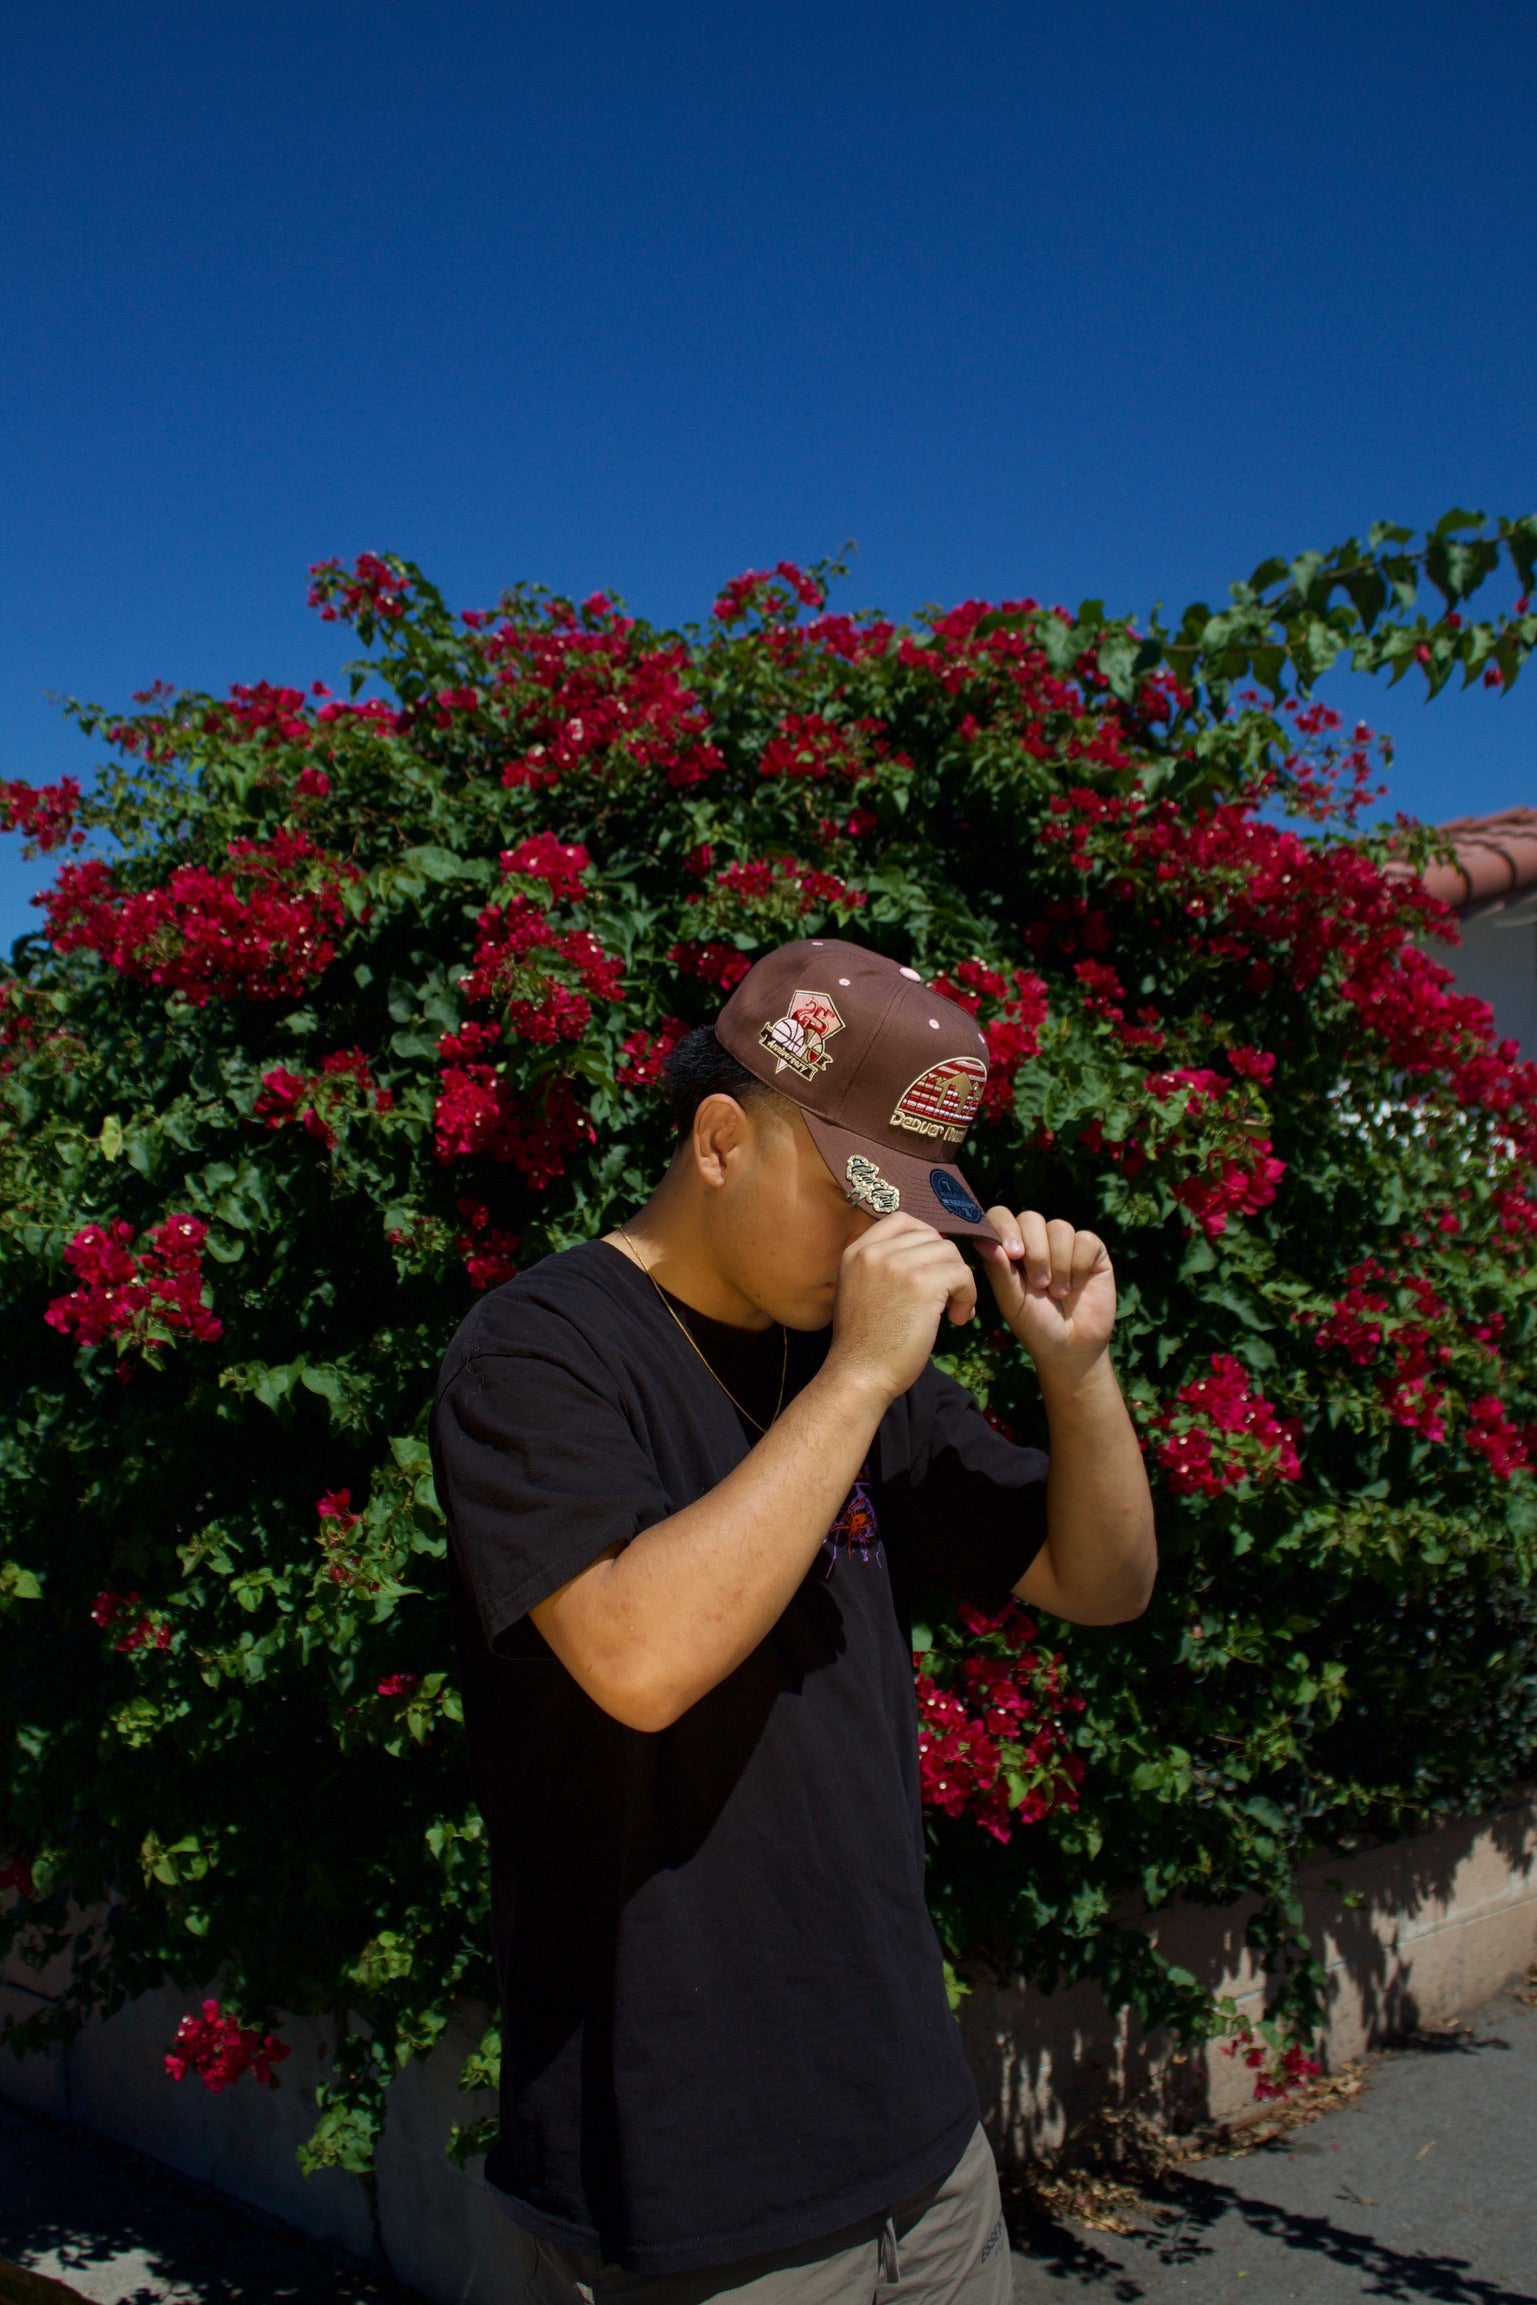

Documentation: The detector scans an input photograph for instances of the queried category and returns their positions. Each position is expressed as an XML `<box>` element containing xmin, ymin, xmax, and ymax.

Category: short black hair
<box><xmin>661</xmin><ymin>1026</ymin><xmax>778</xmax><ymax>1142</ymax></box>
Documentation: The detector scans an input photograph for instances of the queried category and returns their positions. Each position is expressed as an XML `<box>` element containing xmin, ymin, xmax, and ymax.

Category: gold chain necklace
<box><xmin>613</xmin><ymin>1224</ymin><xmax>787</xmax><ymax>1435</ymax></box>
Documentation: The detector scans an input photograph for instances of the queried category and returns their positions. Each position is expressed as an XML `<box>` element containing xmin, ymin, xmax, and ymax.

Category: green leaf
<box><xmin>446</xmin><ymin>2115</ymin><xmax>501</xmax><ymax>2167</ymax></box>
<box><xmin>0</xmin><ymin>1562</ymin><xmax>42</xmax><ymax>1609</ymax></box>
<box><xmin>406</xmin><ymin>846</ymin><xmax>466</xmax><ymax>881</ymax></box>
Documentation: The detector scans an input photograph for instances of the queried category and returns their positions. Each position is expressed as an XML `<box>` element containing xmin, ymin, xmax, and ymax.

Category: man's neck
<box><xmin>606</xmin><ymin>1173</ymin><xmax>774</xmax><ymax>1332</ymax></box>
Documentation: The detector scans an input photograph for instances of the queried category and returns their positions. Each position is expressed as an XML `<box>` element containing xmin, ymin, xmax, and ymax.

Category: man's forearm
<box><xmin>1015</xmin><ymin>1355</ymin><xmax>1156</xmax><ymax>1624</ymax></box>
<box><xmin>535</xmin><ymin>1213</ymin><xmax>981</xmax><ymax>1731</ymax></box>
<box><xmin>531</xmin><ymin>1359</ymin><xmax>887</xmax><ymax>1731</ymax></box>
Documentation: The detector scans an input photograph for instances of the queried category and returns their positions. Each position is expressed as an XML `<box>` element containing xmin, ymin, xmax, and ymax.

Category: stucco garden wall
<box><xmin>962</xmin><ymin>1785</ymin><xmax>1537</xmax><ymax>2158</ymax></box>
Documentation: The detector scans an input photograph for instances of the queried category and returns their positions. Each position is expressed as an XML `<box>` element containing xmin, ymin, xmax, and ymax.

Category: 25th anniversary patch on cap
<box><xmin>758</xmin><ymin>987</ymin><xmax>845</xmax><ymax>1081</ymax></box>
<box><xmin>716</xmin><ymin>939</ymin><xmax>999</xmax><ymax>1243</ymax></box>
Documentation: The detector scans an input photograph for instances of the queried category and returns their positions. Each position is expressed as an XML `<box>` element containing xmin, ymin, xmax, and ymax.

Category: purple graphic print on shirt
<box><xmin>821</xmin><ymin>1463</ymin><xmax>883</xmax><ymax>1575</ymax></box>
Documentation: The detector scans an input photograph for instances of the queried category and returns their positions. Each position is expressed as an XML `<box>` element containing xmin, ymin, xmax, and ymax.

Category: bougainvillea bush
<box><xmin>3</xmin><ymin>515</ymin><xmax>1536</xmax><ymax>2166</ymax></box>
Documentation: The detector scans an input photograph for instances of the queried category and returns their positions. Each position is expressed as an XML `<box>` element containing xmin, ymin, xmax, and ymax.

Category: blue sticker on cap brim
<box><xmin>929</xmin><ymin>1169</ymin><xmax>984</xmax><ymax>1225</ymax></box>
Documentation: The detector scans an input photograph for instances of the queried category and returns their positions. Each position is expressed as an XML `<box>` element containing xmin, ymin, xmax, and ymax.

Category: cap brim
<box><xmin>801</xmin><ymin>1112</ymin><xmax>1000</xmax><ymax>1245</ymax></box>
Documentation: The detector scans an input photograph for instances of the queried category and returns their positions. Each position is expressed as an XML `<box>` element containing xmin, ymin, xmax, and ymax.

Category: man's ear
<box><xmin>690</xmin><ymin>1092</ymin><xmax>752</xmax><ymax>1188</ymax></box>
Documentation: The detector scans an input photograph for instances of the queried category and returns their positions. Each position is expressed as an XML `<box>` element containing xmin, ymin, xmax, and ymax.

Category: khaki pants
<box><xmin>502</xmin><ymin>2122</ymin><xmax>1012</xmax><ymax>2304</ymax></box>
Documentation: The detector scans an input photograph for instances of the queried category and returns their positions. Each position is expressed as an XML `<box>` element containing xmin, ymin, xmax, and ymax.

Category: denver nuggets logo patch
<box><xmin>759</xmin><ymin>988</ymin><xmax>844</xmax><ymax>1080</ymax></box>
<box><xmin>845</xmin><ymin>1154</ymin><xmax>900</xmax><ymax>1215</ymax></box>
<box><xmin>890</xmin><ymin>1054</ymin><xmax>987</xmax><ymax>1145</ymax></box>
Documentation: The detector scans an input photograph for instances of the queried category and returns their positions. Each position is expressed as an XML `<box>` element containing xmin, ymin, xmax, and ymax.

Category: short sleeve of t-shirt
<box><xmin>432</xmin><ymin>1337</ymin><xmax>671</xmax><ymax>1652</ymax></box>
<box><xmin>904</xmin><ymin>1366</ymin><xmax>1050</xmax><ymax>1615</ymax></box>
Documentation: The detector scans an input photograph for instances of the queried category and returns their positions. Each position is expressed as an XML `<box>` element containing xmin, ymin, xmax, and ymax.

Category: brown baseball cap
<box><xmin>715</xmin><ymin>938</ymin><xmax>1000</xmax><ymax>1244</ymax></box>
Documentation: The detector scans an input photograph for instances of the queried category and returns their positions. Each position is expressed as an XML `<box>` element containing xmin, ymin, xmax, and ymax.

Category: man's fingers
<box><xmin>897</xmin><ymin>1236</ymin><xmax>975</xmax><ymax>1321</ymax></box>
<box><xmin>1017</xmin><ymin>1209</ymin><xmax>1052</xmax><ymax>1292</ymax></box>
<box><xmin>857</xmin><ymin>1210</ymin><xmax>937</xmax><ymax>1241</ymax></box>
<box><xmin>844</xmin><ymin>1212</ymin><xmax>972</xmax><ymax>1307</ymax></box>
<box><xmin>944</xmin><ymin>1262</ymin><xmax>978</xmax><ymax>1326</ymax></box>
<box><xmin>981</xmin><ymin>1210</ymin><xmax>1109</xmax><ymax>1302</ymax></box>
<box><xmin>1046</xmin><ymin>1218</ymin><xmax>1078</xmax><ymax>1299</ymax></box>
<box><xmin>984</xmin><ymin>1205</ymin><xmax>1024</xmax><ymax>1261</ymax></box>
<box><xmin>980</xmin><ymin>1239</ymin><xmax>1026</xmax><ymax>1305</ymax></box>
<box><xmin>1071</xmin><ymin>1228</ymin><xmax>1108</xmax><ymax>1293</ymax></box>
<box><xmin>888</xmin><ymin>1234</ymin><xmax>975</xmax><ymax>1324</ymax></box>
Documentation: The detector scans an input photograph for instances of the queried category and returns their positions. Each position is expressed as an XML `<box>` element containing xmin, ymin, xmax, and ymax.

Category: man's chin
<box><xmin>782</xmin><ymin>1297</ymin><xmax>837</xmax><ymax>1334</ymax></box>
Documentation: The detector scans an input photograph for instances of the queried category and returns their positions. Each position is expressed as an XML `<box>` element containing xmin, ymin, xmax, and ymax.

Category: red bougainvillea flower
<box><xmin>0</xmin><ymin>776</ymin><xmax>85</xmax><ymax>851</ymax></box>
<box><xmin>1309</xmin><ymin>1258</ymin><xmax>1394</xmax><ymax>1365</ymax></box>
<box><xmin>1221</xmin><ymin>2018</ymin><xmax>1323</xmax><ymax>2103</ymax></box>
<box><xmin>1464</xmin><ymin>1394</ymin><xmax>1531</xmax><ymax>1480</ymax></box>
<box><xmin>165</xmin><ymin>2000</ymin><xmax>290</xmax><ymax>2092</ymax></box>
<box><xmin>315</xmin><ymin>1489</ymin><xmax>372</xmax><ymax>1588</ymax></box>
<box><xmin>41</xmin><ymin>831</ymin><xmax>356</xmax><ymax>1005</ymax></box>
<box><xmin>757</xmin><ymin>711</ymin><xmax>887</xmax><ymax>784</ymax></box>
<box><xmin>616</xmin><ymin>1016</ymin><xmax>689</xmax><ymax>1089</ymax></box>
<box><xmin>307</xmin><ymin>552</ymin><xmax>412</xmax><ymax>624</ymax></box>
<box><xmin>492</xmin><ymin>614</ymin><xmax>726</xmax><ymax>792</ymax></box>
<box><xmin>254</xmin><ymin>1048</ymin><xmax>393</xmax><ymax>1150</ymax></box>
<box><xmin>91</xmin><ymin>1590</ymin><xmax>171</xmax><ymax>1652</ymax></box>
<box><xmin>929</xmin><ymin>962</ymin><xmax>1050</xmax><ymax>1121</ymax></box>
<box><xmin>432</xmin><ymin>1060</ymin><xmax>594</xmax><ymax>1187</ymax></box>
<box><xmin>1297</xmin><ymin>1260</ymin><xmax>1524</xmax><ymax>1454</ymax></box>
<box><xmin>674</xmin><ymin>857</ymin><xmax>866</xmax><ymax>966</ymax></box>
<box><xmin>1153</xmin><ymin>1355</ymin><xmax>1302</xmax><ymax>1498</ymax></box>
<box><xmin>455</xmin><ymin>896</ymin><xmax>624</xmax><ymax>1042</ymax></box>
<box><xmin>915</xmin><ymin>1601</ymin><xmax>1085</xmax><ymax>1843</ymax></box>
<box><xmin>1139</xmin><ymin>1068</ymin><xmax>1288</xmax><ymax>1238</ymax></box>
<box><xmin>699</xmin><ymin>856</ymin><xmax>865</xmax><ymax>917</ymax></box>
<box><xmin>201</xmin><ymin>682</ymin><xmax>313</xmax><ymax>748</ymax></box>
<box><xmin>667</xmin><ymin>941</ymin><xmax>753</xmax><ymax>992</ymax></box>
<box><xmin>433</xmin><ymin>1061</ymin><xmax>511</xmax><ymax>1162</ymax></box>
<box><xmin>45</xmin><ymin>1215</ymin><xmax>221</xmax><ymax>1358</ymax></box>
<box><xmin>712</xmin><ymin>563</ymin><xmax>826</xmax><ymax>625</ymax></box>
<box><xmin>500</xmin><ymin>831</ymin><xmax>591</xmax><ymax>902</ymax></box>
<box><xmin>453</xmin><ymin>1197</ymin><xmax>521</xmax><ymax>1291</ymax></box>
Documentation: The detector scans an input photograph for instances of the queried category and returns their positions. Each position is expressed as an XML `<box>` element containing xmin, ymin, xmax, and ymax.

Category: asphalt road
<box><xmin>0</xmin><ymin>1989</ymin><xmax>1532</xmax><ymax>2302</ymax></box>
<box><xmin>1011</xmin><ymin>1987</ymin><xmax>1537</xmax><ymax>2305</ymax></box>
<box><xmin>0</xmin><ymin>2106</ymin><xmax>410</xmax><ymax>2304</ymax></box>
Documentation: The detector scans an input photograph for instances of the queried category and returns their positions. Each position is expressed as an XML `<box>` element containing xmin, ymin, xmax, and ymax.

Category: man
<box><xmin>432</xmin><ymin>937</ymin><xmax>1155</xmax><ymax>2303</ymax></box>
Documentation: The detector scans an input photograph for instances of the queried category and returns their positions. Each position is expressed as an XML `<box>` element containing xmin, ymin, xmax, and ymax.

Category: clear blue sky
<box><xmin>4</xmin><ymin>1</ymin><xmax>1534</xmax><ymax>949</ymax></box>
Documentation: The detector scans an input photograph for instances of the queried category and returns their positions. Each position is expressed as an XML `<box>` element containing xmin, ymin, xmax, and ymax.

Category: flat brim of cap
<box><xmin>802</xmin><ymin>1112</ymin><xmax>1000</xmax><ymax>1245</ymax></box>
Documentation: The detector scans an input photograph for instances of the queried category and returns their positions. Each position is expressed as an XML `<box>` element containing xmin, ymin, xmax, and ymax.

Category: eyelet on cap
<box><xmin>898</xmin><ymin>967</ymin><xmax>921</xmax><ymax>980</ymax></box>
<box><xmin>838</xmin><ymin>977</ymin><xmax>851</xmax><ymax>986</ymax></box>
<box><xmin>928</xmin><ymin>1018</ymin><xmax>940</xmax><ymax>1028</ymax></box>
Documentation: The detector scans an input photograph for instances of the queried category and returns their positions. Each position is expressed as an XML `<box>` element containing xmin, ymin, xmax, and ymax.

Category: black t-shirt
<box><xmin>431</xmin><ymin>1238</ymin><xmax>1049</xmax><ymax>2275</ymax></box>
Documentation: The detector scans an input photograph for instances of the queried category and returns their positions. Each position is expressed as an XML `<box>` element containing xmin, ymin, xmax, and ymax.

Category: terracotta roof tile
<box><xmin>1420</xmin><ymin>807</ymin><xmax>1537</xmax><ymax>909</ymax></box>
